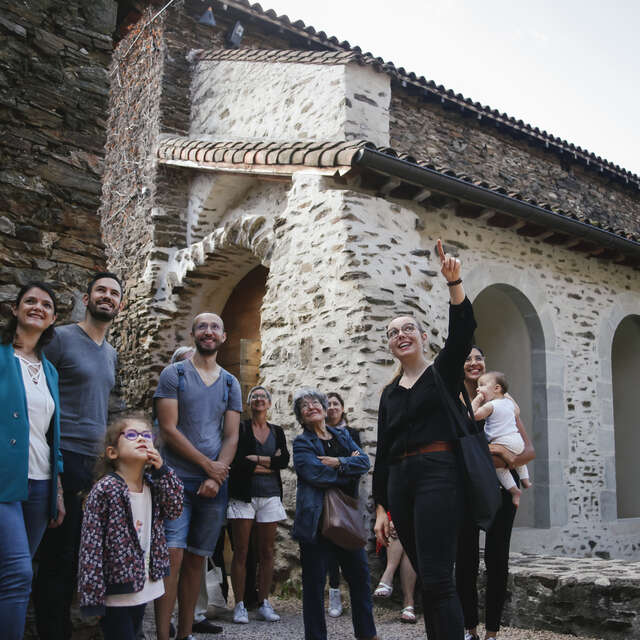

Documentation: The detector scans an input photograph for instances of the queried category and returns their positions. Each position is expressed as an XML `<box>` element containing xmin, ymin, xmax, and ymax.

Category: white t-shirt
<box><xmin>17</xmin><ymin>356</ymin><xmax>54</xmax><ymax>480</ymax></box>
<box><xmin>105</xmin><ymin>484</ymin><xmax>165</xmax><ymax>607</ymax></box>
<box><xmin>484</xmin><ymin>397</ymin><xmax>518</xmax><ymax>442</ymax></box>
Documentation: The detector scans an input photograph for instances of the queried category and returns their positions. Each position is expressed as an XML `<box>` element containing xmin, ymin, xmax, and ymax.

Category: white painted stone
<box><xmin>190</xmin><ymin>59</ymin><xmax>390</xmax><ymax>146</ymax></box>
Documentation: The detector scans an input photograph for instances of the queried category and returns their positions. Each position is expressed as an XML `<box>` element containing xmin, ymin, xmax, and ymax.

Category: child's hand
<box><xmin>146</xmin><ymin>445</ymin><xmax>163</xmax><ymax>469</ymax></box>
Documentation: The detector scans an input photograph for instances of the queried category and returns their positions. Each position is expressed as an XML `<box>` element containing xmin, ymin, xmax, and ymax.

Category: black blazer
<box><xmin>229</xmin><ymin>419</ymin><xmax>290</xmax><ymax>502</ymax></box>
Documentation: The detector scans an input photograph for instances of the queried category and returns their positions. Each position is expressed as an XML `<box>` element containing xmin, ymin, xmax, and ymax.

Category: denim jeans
<box><xmin>100</xmin><ymin>604</ymin><xmax>146</xmax><ymax>640</ymax></box>
<box><xmin>164</xmin><ymin>476</ymin><xmax>228</xmax><ymax>556</ymax></box>
<box><xmin>33</xmin><ymin>450</ymin><xmax>95</xmax><ymax>640</ymax></box>
<box><xmin>0</xmin><ymin>479</ymin><xmax>50</xmax><ymax>640</ymax></box>
<box><xmin>300</xmin><ymin>534</ymin><xmax>376</xmax><ymax>640</ymax></box>
<box><xmin>388</xmin><ymin>451</ymin><xmax>465</xmax><ymax>640</ymax></box>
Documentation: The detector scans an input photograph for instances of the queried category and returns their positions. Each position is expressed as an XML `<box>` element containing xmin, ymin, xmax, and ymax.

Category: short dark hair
<box><xmin>1</xmin><ymin>281</ymin><xmax>58</xmax><ymax>355</ymax></box>
<box><xmin>87</xmin><ymin>272</ymin><xmax>123</xmax><ymax>296</ymax></box>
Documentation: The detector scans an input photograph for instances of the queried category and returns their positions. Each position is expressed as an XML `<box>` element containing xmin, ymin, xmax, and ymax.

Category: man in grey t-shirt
<box><xmin>154</xmin><ymin>312</ymin><xmax>241</xmax><ymax>640</ymax></box>
<box><xmin>33</xmin><ymin>272</ymin><xmax>123</xmax><ymax>640</ymax></box>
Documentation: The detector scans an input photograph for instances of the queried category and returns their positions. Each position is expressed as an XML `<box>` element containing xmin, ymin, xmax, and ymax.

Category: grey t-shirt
<box><xmin>250</xmin><ymin>430</ymin><xmax>280</xmax><ymax>498</ymax></box>
<box><xmin>44</xmin><ymin>323</ymin><xmax>118</xmax><ymax>456</ymax></box>
<box><xmin>153</xmin><ymin>360</ymin><xmax>242</xmax><ymax>480</ymax></box>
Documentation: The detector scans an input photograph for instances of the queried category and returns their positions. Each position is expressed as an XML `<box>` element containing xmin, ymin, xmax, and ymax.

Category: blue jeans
<box><xmin>33</xmin><ymin>450</ymin><xmax>95</xmax><ymax>640</ymax></box>
<box><xmin>300</xmin><ymin>534</ymin><xmax>376</xmax><ymax>640</ymax></box>
<box><xmin>164</xmin><ymin>477</ymin><xmax>228</xmax><ymax>556</ymax></box>
<box><xmin>0</xmin><ymin>479</ymin><xmax>50</xmax><ymax>640</ymax></box>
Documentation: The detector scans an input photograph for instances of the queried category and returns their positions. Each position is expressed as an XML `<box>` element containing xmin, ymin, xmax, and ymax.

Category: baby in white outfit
<box><xmin>472</xmin><ymin>371</ymin><xmax>532</xmax><ymax>506</ymax></box>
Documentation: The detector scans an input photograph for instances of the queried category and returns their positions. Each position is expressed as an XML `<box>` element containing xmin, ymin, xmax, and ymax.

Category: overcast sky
<box><xmin>261</xmin><ymin>0</ymin><xmax>640</xmax><ymax>176</ymax></box>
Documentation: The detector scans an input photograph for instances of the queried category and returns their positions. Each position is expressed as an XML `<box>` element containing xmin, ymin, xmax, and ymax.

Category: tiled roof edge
<box><xmin>157</xmin><ymin>134</ymin><xmax>639</xmax><ymax>245</ymax></box>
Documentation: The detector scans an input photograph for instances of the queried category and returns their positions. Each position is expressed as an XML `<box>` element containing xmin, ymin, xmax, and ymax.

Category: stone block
<box><xmin>80</xmin><ymin>0</ymin><xmax>117</xmax><ymax>34</ymax></box>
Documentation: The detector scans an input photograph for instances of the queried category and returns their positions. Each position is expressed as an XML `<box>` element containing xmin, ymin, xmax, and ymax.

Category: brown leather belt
<box><xmin>396</xmin><ymin>441</ymin><xmax>453</xmax><ymax>461</ymax></box>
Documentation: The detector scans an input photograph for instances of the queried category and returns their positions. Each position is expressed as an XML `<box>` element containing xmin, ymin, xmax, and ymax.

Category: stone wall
<box><xmin>389</xmin><ymin>93</ymin><xmax>640</xmax><ymax>238</ymax></box>
<box><xmin>191</xmin><ymin>59</ymin><xmax>390</xmax><ymax>145</ymax></box>
<box><xmin>0</xmin><ymin>0</ymin><xmax>116</xmax><ymax>318</ymax></box>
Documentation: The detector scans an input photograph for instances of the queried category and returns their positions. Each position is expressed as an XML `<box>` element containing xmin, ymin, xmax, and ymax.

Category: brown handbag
<box><xmin>321</xmin><ymin>487</ymin><xmax>367</xmax><ymax>550</ymax></box>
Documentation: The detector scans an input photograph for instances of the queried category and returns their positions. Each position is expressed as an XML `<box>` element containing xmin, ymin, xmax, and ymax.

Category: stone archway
<box><xmin>465</xmin><ymin>264</ymin><xmax>565</xmax><ymax>529</ymax></box>
<box><xmin>611</xmin><ymin>314</ymin><xmax>640</xmax><ymax>518</ymax></box>
<box><xmin>597</xmin><ymin>293</ymin><xmax>640</xmax><ymax>522</ymax></box>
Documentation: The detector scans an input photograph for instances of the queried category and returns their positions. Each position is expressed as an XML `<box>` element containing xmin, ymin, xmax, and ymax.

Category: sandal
<box><xmin>373</xmin><ymin>582</ymin><xmax>393</xmax><ymax>598</ymax></box>
<box><xmin>401</xmin><ymin>605</ymin><xmax>416</xmax><ymax>623</ymax></box>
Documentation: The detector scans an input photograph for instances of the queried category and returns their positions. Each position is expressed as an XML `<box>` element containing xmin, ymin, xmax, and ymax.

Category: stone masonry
<box><xmin>1</xmin><ymin>0</ymin><xmax>639</xmax><ymax>598</ymax></box>
<box><xmin>0</xmin><ymin>0</ymin><xmax>116</xmax><ymax>318</ymax></box>
<box><xmin>90</xmin><ymin>1</ymin><xmax>640</xmax><ymax>571</ymax></box>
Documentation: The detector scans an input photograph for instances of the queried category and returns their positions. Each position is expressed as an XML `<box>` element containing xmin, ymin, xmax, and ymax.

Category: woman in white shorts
<box><xmin>228</xmin><ymin>386</ymin><xmax>290</xmax><ymax>624</ymax></box>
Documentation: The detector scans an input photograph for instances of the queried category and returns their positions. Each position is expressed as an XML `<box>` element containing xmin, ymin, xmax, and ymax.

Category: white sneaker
<box><xmin>328</xmin><ymin>587</ymin><xmax>343</xmax><ymax>617</ymax></box>
<box><xmin>233</xmin><ymin>601</ymin><xmax>249</xmax><ymax>624</ymax></box>
<box><xmin>258</xmin><ymin>599</ymin><xmax>280</xmax><ymax>622</ymax></box>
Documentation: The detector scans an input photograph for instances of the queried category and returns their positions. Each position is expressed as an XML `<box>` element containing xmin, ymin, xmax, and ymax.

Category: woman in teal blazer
<box><xmin>0</xmin><ymin>281</ymin><xmax>64</xmax><ymax>640</ymax></box>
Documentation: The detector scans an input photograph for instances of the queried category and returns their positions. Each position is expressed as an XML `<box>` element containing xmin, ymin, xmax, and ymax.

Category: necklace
<box><xmin>16</xmin><ymin>354</ymin><xmax>43</xmax><ymax>385</ymax></box>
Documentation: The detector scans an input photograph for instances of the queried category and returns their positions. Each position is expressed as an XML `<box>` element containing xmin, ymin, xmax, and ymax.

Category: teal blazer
<box><xmin>0</xmin><ymin>342</ymin><xmax>63</xmax><ymax>518</ymax></box>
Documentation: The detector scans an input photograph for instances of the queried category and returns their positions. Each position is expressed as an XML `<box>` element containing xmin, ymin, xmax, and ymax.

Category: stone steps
<box><xmin>492</xmin><ymin>553</ymin><xmax>640</xmax><ymax>639</ymax></box>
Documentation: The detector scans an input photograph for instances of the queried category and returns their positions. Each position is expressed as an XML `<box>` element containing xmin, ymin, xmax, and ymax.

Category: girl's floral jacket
<box><xmin>78</xmin><ymin>465</ymin><xmax>183</xmax><ymax>616</ymax></box>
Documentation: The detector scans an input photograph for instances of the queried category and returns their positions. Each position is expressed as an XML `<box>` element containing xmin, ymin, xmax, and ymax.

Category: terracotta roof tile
<box><xmin>156</xmin><ymin>135</ymin><xmax>639</xmax><ymax>245</ymax></box>
<box><xmin>213</xmin><ymin>1</ymin><xmax>639</xmax><ymax>186</ymax></box>
<box><xmin>197</xmin><ymin>48</ymin><xmax>358</xmax><ymax>66</ymax></box>
<box><xmin>157</xmin><ymin>136</ymin><xmax>369</xmax><ymax>168</ymax></box>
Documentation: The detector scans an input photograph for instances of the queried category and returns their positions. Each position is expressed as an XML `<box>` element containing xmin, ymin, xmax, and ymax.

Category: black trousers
<box><xmin>388</xmin><ymin>451</ymin><xmax>465</xmax><ymax>640</ymax></box>
<box><xmin>327</xmin><ymin>552</ymin><xmax>341</xmax><ymax>589</ymax></box>
<box><xmin>100</xmin><ymin>604</ymin><xmax>146</xmax><ymax>640</ymax></box>
<box><xmin>455</xmin><ymin>487</ymin><xmax>517</xmax><ymax>633</ymax></box>
<box><xmin>33</xmin><ymin>450</ymin><xmax>95</xmax><ymax>640</ymax></box>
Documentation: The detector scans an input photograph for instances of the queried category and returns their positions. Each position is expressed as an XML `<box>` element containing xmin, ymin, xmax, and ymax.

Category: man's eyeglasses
<box><xmin>119</xmin><ymin>429</ymin><xmax>153</xmax><ymax>442</ymax></box>
<box><xmin>387</xmin><ymin>323</ymin><xmax>419</xmax><ymax>340</ymax></box>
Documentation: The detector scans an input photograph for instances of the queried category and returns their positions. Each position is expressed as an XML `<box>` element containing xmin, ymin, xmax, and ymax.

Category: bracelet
<box><xmin>447</xmin><ymin>278</ymin><xmax>462</xmax><ymax>287</ymax></box>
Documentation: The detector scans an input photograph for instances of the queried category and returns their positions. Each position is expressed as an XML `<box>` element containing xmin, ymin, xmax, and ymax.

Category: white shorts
<box><xmin>227</xmin><ymin>496</ymin><xmax>287</xmax><ymax>523</ymax></box>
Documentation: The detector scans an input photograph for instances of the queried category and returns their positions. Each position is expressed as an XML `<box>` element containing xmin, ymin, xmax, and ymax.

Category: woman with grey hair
<box><xmin>292</xmin><ymin>388</ymin><xmax>378</xmax><ymax>640</ymax></box>
<box><xmin>228</xmin><ymin>386</ymin><xmax>289</xmax><ymax>625</ymax></box>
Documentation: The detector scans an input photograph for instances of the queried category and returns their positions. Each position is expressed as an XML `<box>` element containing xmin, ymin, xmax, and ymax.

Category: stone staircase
<box><xmin>495</xmin><ymin>553</ymin><xmax>640</xmax><ymax>639</ymax></box>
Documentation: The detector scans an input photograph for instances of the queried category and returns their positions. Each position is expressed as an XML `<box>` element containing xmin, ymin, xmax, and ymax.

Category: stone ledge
<box><xmin>496</xmin><ymin>553</ymin><xmax>640</xmax><ymax>639</ymax></box>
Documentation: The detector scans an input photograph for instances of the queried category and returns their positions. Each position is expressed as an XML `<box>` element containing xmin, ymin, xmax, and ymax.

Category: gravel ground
<box><xmin>142</xmin><ymin>596</ymin><xmax>604</xmax><ymax>639</ymax></box>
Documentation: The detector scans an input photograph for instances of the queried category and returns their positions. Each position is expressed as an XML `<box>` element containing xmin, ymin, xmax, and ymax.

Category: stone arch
<box><xmin>597</xmin><ymin>293</ymin><xmax>640</xmax><ymax>521</ymax></box>
<box><xmin>465</xmin><ymin>264</ymin><xmax>566</xmax><ymax>529</ymax></box>
<box><xmin>149</xmin><ymin>214</ymin><xmax>275</xmax><ymax>373</ymax></box>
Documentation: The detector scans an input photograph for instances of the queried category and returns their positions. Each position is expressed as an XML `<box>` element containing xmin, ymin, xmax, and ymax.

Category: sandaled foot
<box><xmin>373</xmin><ymin>582</ymin><xmax>393</xmax><ymax>598</ymax></box>
<box><xmin>400</xmin><ymin>605</ymin><xmax>416</xmax><ymax>623</ymax></box>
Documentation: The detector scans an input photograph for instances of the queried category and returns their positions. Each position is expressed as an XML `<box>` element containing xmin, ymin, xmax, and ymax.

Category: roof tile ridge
<box><xmin>217</xmin><ymin>0</ymin><xmax>638</xmax><ymax>182</ymax></box>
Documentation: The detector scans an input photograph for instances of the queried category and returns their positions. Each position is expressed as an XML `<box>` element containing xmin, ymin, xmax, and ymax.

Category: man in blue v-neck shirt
<box><xmin>33</xmin><ymin>272</ymin><xmax>124</xmax><ymax>640</ymax></box>
<box><xmin>153</xmin><ymin>312</ymin><xmax>241</xmax><ymax>640</ymax></box>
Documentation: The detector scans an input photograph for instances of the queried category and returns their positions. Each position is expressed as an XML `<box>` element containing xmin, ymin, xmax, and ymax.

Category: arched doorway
<box><xmin>217</xmin><ymin>265</ymin><xmax>269</xmax><ymax>417</ymax></box>
<box><xmin>612</xmin><ymin>314</ymin><xmax>640</xmax><ymax>518</ymax></box>
<box><xmin>472</xmin><ymin>284</ymin><xmax>549</xmax><ymax>528</ymax></box>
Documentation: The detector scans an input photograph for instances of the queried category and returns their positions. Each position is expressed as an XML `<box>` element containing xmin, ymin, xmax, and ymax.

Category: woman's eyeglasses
<box><xmin>387</xmin><ymin>323</ymin><xmax>418</xmax><ymax>340</ymax></box>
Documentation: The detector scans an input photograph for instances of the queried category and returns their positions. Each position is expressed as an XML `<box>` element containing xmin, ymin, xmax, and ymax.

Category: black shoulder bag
<box><xmin>432</xmin><ymin>365</ymin><xmax>500</xmax><ymax>531</ymax></box>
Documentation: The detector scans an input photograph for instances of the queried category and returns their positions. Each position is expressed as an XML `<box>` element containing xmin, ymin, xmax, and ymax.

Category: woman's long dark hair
<box><xmin>1</xmin><ymin>281</ymin><xmax>58</xmax><ymax>356</ymax></box>
<box><xmin>327</xmin><ymin>391</ymin><xmax>349</xmax><ymax>426</ymax></box>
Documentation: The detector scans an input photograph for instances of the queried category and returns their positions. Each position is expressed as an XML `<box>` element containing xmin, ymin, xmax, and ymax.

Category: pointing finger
<box><xmin>436</xmin><ymin>239</ymin><xmax>446</xmax><ymax>262</ymax></box>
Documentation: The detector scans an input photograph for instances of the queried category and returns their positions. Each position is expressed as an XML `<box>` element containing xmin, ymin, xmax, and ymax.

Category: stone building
<box><xmin>2</xmin><ymin>0</ymin><xmax>639</xmax><ymax>566</ymax></box>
